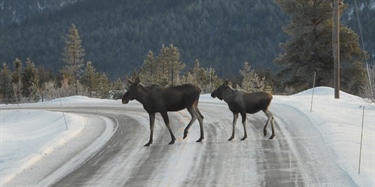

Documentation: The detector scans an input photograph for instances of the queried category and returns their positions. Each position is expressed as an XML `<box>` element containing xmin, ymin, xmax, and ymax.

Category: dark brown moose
<box><xmin>211</xmin><ymin>80</ymin><xmax>275</xmax><ymax>140</ymax></box>
<box><xmin>122</xmin><ymin>78</ymin><xmax>204</xmax><ymax>146</ymax></box>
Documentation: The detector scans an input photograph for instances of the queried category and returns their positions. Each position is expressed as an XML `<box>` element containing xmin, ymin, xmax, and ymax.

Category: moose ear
<box><xmin>224</xmin><ymin>80</ymin><xmax>229</xmax><ymax>86</ymax></box>
<box><xmin>134</xmin><ymin>77</ymin><xmax>140</xmax><ymax>84</ymax></box>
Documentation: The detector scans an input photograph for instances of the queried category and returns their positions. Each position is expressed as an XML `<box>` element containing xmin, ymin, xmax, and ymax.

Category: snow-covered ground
<box><xmin>0</xmin><ymin>87</ymin><xmax>374</xmax><ymax>186</ymax></box>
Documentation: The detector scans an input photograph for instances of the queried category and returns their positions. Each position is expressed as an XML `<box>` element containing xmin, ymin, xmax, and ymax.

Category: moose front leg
<box><xmin>240</xmin><ymin>112</ymin><xmax>247</xmax><ymax>141</ymax></box>
<box><xmin>145</xmin><ymin>113</ymin><xmax>156</xmax><ymax>146</ymax></box>
<box><xmin>229</xmin><ymin>112</ymin><xmax>238</xmax><ymax>141</ymax></box>
<box><xmin>195</xmin><ymin>107</ymin><xmax>204</xmax><ymax>143</ymax></box>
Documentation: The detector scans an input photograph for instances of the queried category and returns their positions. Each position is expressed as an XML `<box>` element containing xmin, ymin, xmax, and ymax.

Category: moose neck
<box><xmin>135</xmin><ymin>84</ymin><xmax>150</xmax><ymax>105</ymax></box>
<box><xmin>222</xmin><ymin>87</ymin><xmax>238</xmax><ymax>103</ymax></box>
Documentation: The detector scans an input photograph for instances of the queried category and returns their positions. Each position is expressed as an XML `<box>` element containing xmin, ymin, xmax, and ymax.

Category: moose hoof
<box><xmin>183</xmin><ymin>132</ymin><xmax>188</xmax><ymax>139</ymax></box>
<box><xmin>241</xmin><ymin>137</ymin><xmax>247</xmax><ymax>141</ymax></box>
<box><xmin>144</xmin><ymin>142</ymin><xmax>151</xmax><ymax>146</ymax></box>
<box><xmin>196</xmin><ymin>138</ymin><xmax>203</xmax><ymax>142</ymax></box>
<box><xmin>269</xmin><ymin>135</ymin><xmax>275</xmax><ymax>139</ymax></box>
<box><xmin>228</xmin><ymin>137</ymin><xmax>234</xmax><ymax>141</ymax></box>
<box><xmin>263</xmin><ymin>129</ymin><xmax>267</xmax><ymax>137</ymax></box>
<box><xmin>168</xmin><ymin>140</ymin><xmax>175</xmax><ymax>145</ymax></box>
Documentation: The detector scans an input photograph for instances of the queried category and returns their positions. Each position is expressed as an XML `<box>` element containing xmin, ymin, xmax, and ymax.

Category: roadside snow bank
<box><xmin>0</xmin><ymin>110</ymin><xmax>85</xmax><ymax>185</ymax></box>
<box><xmin>274</xmin><ymin>87</ymin><xmax>375</xmax><ymax>186</ymax></box>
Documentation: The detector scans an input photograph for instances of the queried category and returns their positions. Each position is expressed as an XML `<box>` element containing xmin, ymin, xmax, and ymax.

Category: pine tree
<box><xmin>97</xmin><ymin>73</ymin><xmax>110</xmax><ymax>98</ymax></box>
<box><xmin>139</xmin><ymin>51</ymin><xmax>156</xmax><ymax>84</ymax></box>
<box><xmin>111</xmin><ymin>78</ymin><xmax>125</xmax><ymax>100</ymax></box>
<box><xmin>62</xmin><ymin>24</ymin><xmax>85</xmax><ymax>95</ymax></box>
<box><xmin>239</xmin><ymin>61</ymin><xmax>265</xmax><ymax>92</ymax></box>
<box><xmin>201</xmin><ymin>66</ymin><xmax>222</xmax><ymax>93</ymax></box>
<box><xmin>38</xmin><ymin>66</ymin><xmax>56</xmax><ymax>101</ymax></box>
<box><xmin>22</xmin><ymin>58</ymin><xmax>40</xmax><ymax>101</ymax></box>
<box><xmin>192</xmin><ymin>59</ymin><xmax>205</xmax><ymax>86</ymax></box>
<box><xmin>58</xmin><ymin>65</ymin><xmax>75</xmax><ymax>96</ymax></box>
<box><xmin>182</xmin><ymin>59</ymin><xmax>222</xmax><ymax>93</ymax></box>
<box><xmin>274</xmin><ymin>0</ymin><xmax>368</xmax><ymax>95</ymax></box>
<box><xmin>82</xmin><ymin>61</ymin><xmax>98</xmax><ymax>97</ymax></box>
<box><xmin>140</xmin><ymin>44</ymin><xmax>186</xmax><ymax>86</ymax></box>
<box><xmin>157</xmin><ymin>44</ymin><xmax>185</xmax><ymax>86</ymax></box>
<box><xmin>0</xmin><ymin>63</ymin><xmax>14</xmax><ymax>104</ymax></box>
<box><xmin>12</xmin><ymin>58</ymin><xmax>23</xmax><ymax>102</ymax></box>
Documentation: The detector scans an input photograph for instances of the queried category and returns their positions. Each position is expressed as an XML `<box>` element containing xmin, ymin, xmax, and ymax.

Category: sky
<box><xmin>0</xmin><ymin>86</ymin><xmax>374</xmax><ymax>186</ymax></box>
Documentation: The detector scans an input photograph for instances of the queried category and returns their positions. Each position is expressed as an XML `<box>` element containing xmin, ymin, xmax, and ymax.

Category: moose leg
<box><xmin>229</xmin><ymin>112</ymin><xmax>238</xmax><ymax>141</ymax></box>
<box><xmin>183</xmin><ymin>107</ymin><xmax>197</xmax><ymax>139</ymax></box>
<box><xmin>269</xmin><ymin>111</ymin><xmax>275</xmax><ymax>139</ymax></box>
<box><xmin>263</xmin><ymin>109</ymin><xmax>275</xmax><ymax>139</ymax></box>
<box><xmin>240</xmin><ymin>112</ymin><xmax>247</xmax><ymax>141</ymax></box>
<box><xmin>195</xmin><ymin>104</ymin><xmax>204</xmax><ymax>142</ymax></box>
<box><xmin>145</xmin><ymin>113</ymin><xmax>156</xmax><ymax>146</ymax></box>
<box><xmin>161</xmin><ymin>112</ymin><xmax>176</xmax><ymax>145</ymax></box>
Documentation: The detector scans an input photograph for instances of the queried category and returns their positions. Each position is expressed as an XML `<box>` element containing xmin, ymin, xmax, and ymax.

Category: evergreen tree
<box><xmin>111</xmin><ymin>78</ymin><xmax>125</xmax><ymax>100</ymax></box>
<box><xmin>12</xmin><ymin>58</ymin><xmax>23</xmax><ymax>102</ymax></box>
<box><xmin>62</xmin><ymin>24</ymin><xmax>85</xmax><ymax>95</ymax></box>
<box><xmin>239</xmin><ymin>61</ymin><xmax>265</xmax><ymax>92</ymax></box>
<box><xmin>38</xmin><ymin>65</ymin><xmax>56</xmax><ymax>101</ymax></box>
<box><xmin>157</xmin><ymin>44</ymin><xmax>185</xmax><ymax>86</ymax></box>
<box><xmin>182</xmin><ymin>59</ymin><xmax>222</xmax><ymax>93</ymax></box>
<box><xmin>139</xmin><ymin>51</ymin><xmax>156</xmax><ymax>84</ymax></box>
<box><xmin>82</xmin><ymin>61</ymin><xmax>98</xmax><ymax>97</ymax></box>
<box><xmin>201</xmin><ymin>66</ymin><xmax>222</xmax><ymax>93</ymax></box>
<box><xmin>274</xmin><ymin>0</ymin><xmax>368</xmax><ymax>95</ymax></box>
<box><xmin>38</xmin><ymin>66</ymin><xmax>55</xmax><ymax>88</ymax></box>
<box><xmin>0</xmin><ymin>63</ymin><xmax>14</xmax><ymax>104</ymax></box>
<box><xmin>97</xmin><ymin>72</ymin><xmax>110</xmax><ymax>98</ymax></box>
<box><xmin>22</xmin><ymin>58</ymin><xmax>40</xmax><ymax>101</ymax></box>
<box><xmin>58</xmin><ymin>65</ymin><xmax>75</xmax><ymax>96</ymax></box>
<box><xmin>139</xmin><ymin>44</ymin><xmax>186</xmax><ymax>86</ymax></box>
<box><xmin>191</xmin><ymin>59</ymin><xmax>205</xmax><ymax>86</ymax></box>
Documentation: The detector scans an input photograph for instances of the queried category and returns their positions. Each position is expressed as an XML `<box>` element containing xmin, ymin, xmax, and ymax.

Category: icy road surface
<box><xmin>1</xmin><ymin>87</ymin><xmax>374</xmax><ymax>186</ymax></box>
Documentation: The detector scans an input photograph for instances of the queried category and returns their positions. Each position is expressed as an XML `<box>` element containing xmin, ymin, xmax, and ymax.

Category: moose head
<box><xmin>122</xmin><ymin>77</ymin><xmax>141</xmax><ymax>104</ymax></box>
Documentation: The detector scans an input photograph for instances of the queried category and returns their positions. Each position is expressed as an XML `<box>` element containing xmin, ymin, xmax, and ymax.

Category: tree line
<box><xmin>1</xmin><ymin>0</ymin><xmax>374</xmax><ymax>104</ymax></box>
<box><xmin>0</xmin><ymin>24</ymin><xmax>268</xmax><ymax>104</ymax></box>
<box><xmin>1</xmin><ymin>0</ymin><xmax>373</xmax><ymax>81</ymax></box>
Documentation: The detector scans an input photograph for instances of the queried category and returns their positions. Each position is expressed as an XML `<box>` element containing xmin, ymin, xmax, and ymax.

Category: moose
<box><xmin>211</xmin><ymin>80</ymin><xmax>275</xmax><ymax>140</ymax></box>
<box><xmin>122</xmin><ymin>78</ymin><xmax>204</xmax><ymax>146</ymax></box>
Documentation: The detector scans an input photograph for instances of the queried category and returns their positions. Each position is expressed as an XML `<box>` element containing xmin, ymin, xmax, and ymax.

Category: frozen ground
<box><xmin>0</xmin><ymin>87</ymin><xmax>374</xmax><ymax>186</ymax></box>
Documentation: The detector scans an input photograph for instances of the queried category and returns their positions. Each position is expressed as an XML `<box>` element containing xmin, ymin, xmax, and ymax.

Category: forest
<box><xmin>0</xmin><ymin>0</ymin><xmax>374</xmax><ymax>103</ymax></box>
<box><xmin>1</xmin><ymin>0</ymin><xmax>374</xmax><ymax>78</ymax></box>
<box><xmin>0</xmin><ymin>0</ymin><xmax>301</xmax><ymax>79</ymax></box>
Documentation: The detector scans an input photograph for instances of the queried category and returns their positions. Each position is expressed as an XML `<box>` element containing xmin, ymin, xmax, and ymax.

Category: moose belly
<box><xmin>166</xmin><ymin>104</ymin><xmax>186</xmax><ymax>111</ymax></box>
<box><xmin>246</xmin><ymin>107</ymin><xmax>261</xmax><ymax>114</ymax></box>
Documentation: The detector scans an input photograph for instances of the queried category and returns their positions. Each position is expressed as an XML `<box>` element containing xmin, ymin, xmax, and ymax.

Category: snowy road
<box><xmin>3</xmin><ymin>88</ymin><xmax>372</xmax><ymax>186</ymax></box>
<box><xmin>49</xmin><ymin>103</ymin><xmax>306</xmax><ymax>187</ymax></box>
<box><xmin>42</xmin><ymin>102</ymin><xmax>352</xmax><ymax>186</ymax></box>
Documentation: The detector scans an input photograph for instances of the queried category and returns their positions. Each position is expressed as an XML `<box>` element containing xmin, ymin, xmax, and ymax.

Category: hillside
<box><xmin>0</xmin><ymin>0</ymin><xmax>78</xmax><ymax>27</ymax></box>
<box><xmin>0</xmin><ymin>0</ymin><xmax>374</xmax><ymax>80</ymax></box>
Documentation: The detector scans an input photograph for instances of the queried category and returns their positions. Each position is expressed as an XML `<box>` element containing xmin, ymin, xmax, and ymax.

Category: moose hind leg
<box><xmin>145</xmin><ymin>113</ymin><xmax>156</xmax><ymax>146</ymax></box>
<box><xmin>161</xmin><ymin>112</ymin><xmax>176</xmax><ymax>145</ymax></box>
<box><xmin>263</xmin><ymin>109</ymin><xmax>275</xmax><ymax>139</ymax></box>
<box><xmin>269</xmin><ymin>112</ymin><xmax>275</xmax><ymax>139</ymax></box>
<box><xmin>183</xmin><ymin>107</ymin><xmax>197</xmax><ymax>139</ymax></box>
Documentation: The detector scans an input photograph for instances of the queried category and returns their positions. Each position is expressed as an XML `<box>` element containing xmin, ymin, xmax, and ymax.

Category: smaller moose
<box><xmin>122</xmin><ymin>78</ymin><xmax>204</xmax><ymax>146</ymax></box>
<box><xmin>211</xmin><ymin>80</ymin><xmax>275</xmax><ymax>140</ymax></box>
